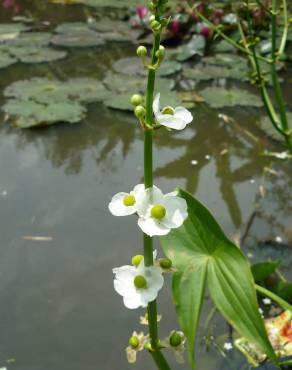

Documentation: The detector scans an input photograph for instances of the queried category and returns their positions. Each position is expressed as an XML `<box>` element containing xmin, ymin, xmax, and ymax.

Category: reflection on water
<box><xmin>0</xmin><ymin>2</ymin><xmax>291</xmax><ymax>370</ymax></box>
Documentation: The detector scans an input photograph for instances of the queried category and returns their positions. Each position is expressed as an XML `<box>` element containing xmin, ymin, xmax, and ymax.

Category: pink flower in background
<box><xmin>2</xmin><ymin>0</ymin><xmax>20</xmax><ymax>12</ymax></box>
<box><xmin>200</xmin><ymin>25</ymin><xmax>211</xmax><ymax>39</ymax></box>
<box><xmin>136</xmin><ymin>6</ymin><xmax>148</xmax><ymax>20</ymax></box>
<box><xmin>170</xmin><ymin>20</ymin><xmax>181</xmax><ymax>34</ymax></box>
<box><xmin>3</xmin><ymin>0</ymin><xmax>15</xmax><ymax>8</ymax></box>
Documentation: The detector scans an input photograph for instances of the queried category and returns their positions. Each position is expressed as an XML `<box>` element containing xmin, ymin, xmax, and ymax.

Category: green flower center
<box><xmin>169</xmin><ymin>332</ymin><xmax>182</xmax><ymax>347</ymax></box>
<box><xmin>123</xmin><ymin>194</ymin><xmax>136</xmax><ymax>207</ymax></box>
<box><xmin>129</xmin><ymin>336</ymin><xmax>140</xmax><ymax>349</ymax></box>
<box><xmin>161</xmin><ymin>106</ymin><xmax>175</xmax><ymax>115</ymax></box>
<box><xmin>134</xmin><ymin>275</ymin><xmax>147</xmax><ymax>289</ymax></box>
<box><xmin>151</xmin><ymin>204</ymin><xmax>166</xmax><ymax>220</ymax></box>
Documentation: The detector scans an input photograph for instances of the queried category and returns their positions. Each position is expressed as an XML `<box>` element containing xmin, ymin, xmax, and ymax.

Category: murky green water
<box><xmin>0</xmin><ymin>2</ymin><xmax>291</xmax><ymax>370</ymax></box>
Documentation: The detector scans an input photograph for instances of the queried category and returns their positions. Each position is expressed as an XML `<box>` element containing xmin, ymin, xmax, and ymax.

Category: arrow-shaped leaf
<box><xmin>161</xmin><ymin>189</ymin><xmax>278</xmax><ymax>369</ymax></box>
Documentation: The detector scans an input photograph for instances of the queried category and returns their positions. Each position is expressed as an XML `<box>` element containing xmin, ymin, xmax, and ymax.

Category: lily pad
<box><xmin>212</xmin><ymin>40</ymin><xmax>234</xmax><ymax>53</ymax></box>
<box><xmin>2</xmin><ymin>100</ymin><xmax>86</xmax><ymax>128</ymax></box>
<box><xmin>51</xmin><ymin>30</ymin><xmax>104</xmax><ymax>48</ymax></box>
<box><xmin>0</xmin><ymin>53</ymin><xmax>17</xmax><ymax>69</ymax></box>
<box><xmin>158</xmin><ymin>61</ymin><xmax>182</xmax><ymax>77</ymax></box>
<box><xmin>103</xmin><ymin>72</ymin><xmax>175</xmax><ymax>95</ymax></box>
<box><xmin>183</xmin><ymin>65</ymin><xmax>248</xmax><ymax>81</ymax></box>
<box><xmin>11</xmin><ymin>46</ymin><xmax>67</xmax><ymax>63</ymax></box>
<box><xmin>4</xmin><ymin>77</ymin><xmax>109</xmax><ymax>104</ymax></box>
<box><xmin>0</xmin><ymin>23</ymin><xmax>29</xmax><ymax>42</ymax></box>
<box><xmin>104</xmin><ymin>94</ymin><xmax>133</xmax><ymax>111</ymax></box>
<box><xmin>203</xmin><ymin>53</ymin><xmax>247</xmax><ymax>70</ymax></box>
<box><xmin>258</xmin><ymin>113</ymin><xmax>292</xmax><ymax>143</ymax></box>
<box><xmin>55</xmin><ymin>22</ymin><xmax>94</xmax><ymax>34</ymax></box>
<box><xmin>200</xmin><ymin>87</ymin><xmax>263</xmax><ymax>108</ymax></box>
<box><xmin>176</xmin><ymin>35</ymin><xmax>206</xmax><ymax>62</ymax></box>
<box><xmin>112</xmin><ymin>57</ymin><xmax>147</xmax><ymax>77</ymax></box>
<box><xmin>5</xmin><ymin>32</ymin><xmax>51</xmax><ymax>47</ymax></box>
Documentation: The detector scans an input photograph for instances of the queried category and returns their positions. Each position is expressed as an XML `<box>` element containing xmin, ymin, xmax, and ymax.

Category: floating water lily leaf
<box><xmin>55</xmin><ymin>22</ymin><xmax>94</xmax><ymax>34</ymax></box>
<box><xmin>0</xmin><ymin>23</ymin><xmax>29</xmax><ymax>42</ymax></box>
<box><xmin>212</xmin><ymin>40</ymin><xmax>234</xmax><ymax>53</ymax></box>
<box><xmin>0</xmin><ymin>52</ymin><xmax>17</xmax><ymax>69</ymax></box>
<box><xmin>200</xmin><ymin>87</ymin><xmax>263</xmax><ymax>108</ymax></box>
<box><xmin>158</xmin><ymin>61</ymin><xmax>182</xmax><ymax>77</ymax></box>
<box><xmin>104</xmin><ymin>94</ymin><xmax>133</xmax><ymax>111</ymax></box>
<box><xmin>5</xmin><ymin>32</ymin><xmax>51</xmax><ymax>47</ymax></box>
<box><xmin>258</xmin><ymin>113</ymin><xmax>292</xmax><ymax>143</ymax></box>
<box><xmin>3</xmin><ymin>99</ymin><xmax>86</xmax><ymax>128</ymax></box>
<box><xmin>112</xmin><ymin>57</ymin><xmax>147</xmax><ymax>77</ymax></box>
<box><xmin>176</xmin><ymin>35</ymin><xmax>206</xmax><ymax>62</ymax></box>
<box><xmin>51</xmin><ymin>30</ymin><xmax>104</xmax><ymax>47</ymax></box>
<box><xmin>4</xmin><ymin>77</ymin><xmax>109</xmax><ymax>104</ymax></box>
<box><xmin>183</xmin><ymin>65</ymin><xmax>247</xmax><ymax>81</ymax></box>
<box><xmin>203</xmin><ymin>53</ymin><xmax>247</xmax><ymax>70</ymax></box>
<box><xmin>11</xmin><ymin>46</ymin><xmax>67</xmax><ymax>63</ymax></box>
<box><xmin>103</xmin><ymin>72</ymin><xmax>174</xmax><ymax>95</ymax></box>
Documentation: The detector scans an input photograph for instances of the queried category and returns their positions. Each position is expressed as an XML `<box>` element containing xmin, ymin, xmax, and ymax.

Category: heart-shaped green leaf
<box><xmin>161</xmin><ymin>189</ymin><xmax>278</xmax><ymax>369</ymax></box>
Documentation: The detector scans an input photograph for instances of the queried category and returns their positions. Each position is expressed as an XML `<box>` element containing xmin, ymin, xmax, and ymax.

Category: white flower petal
<box><xmin>156</xmin><ymin>113</ymin><xmax>187</xmax><ymax>130</ymax></box>
<box><xmin>108</xmin><ymin>192</ymin><xmax>137</xmax><ymax>216</ymax></box>
<box><xmin>174</xmin><ymin>107</ymin><xmax>193</xmax><ymax>125</ymax></box>
<box><xmin>138</xmin><ymin>217</ymin><xmax>170</xmax><ymax>236</ymax></box>
<box><xmin>153</xmin><ymin>93</ymin><xmax>160</xmax><ymax>116</ymax></box>
<box><xmin>136</xmin><ymin>185</ymin><xmax>164</xmax><ymax>217</ymax></box>
<box><xmin>163</xmin><ymin>195</ymin><xmax>188</xmax><ymax>229</ymax></box>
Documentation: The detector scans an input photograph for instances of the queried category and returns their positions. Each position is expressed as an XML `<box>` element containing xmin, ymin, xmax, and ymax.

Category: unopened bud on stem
<box><xmin>136</xmin><ymin>45</ymin><xmax>147</xmax><ymax>57</ymax></box>
<box><xmin>131</xmin><ymin>94</ymin><xmax>143</xmax><ymax>106</ymax></box>
<box><xmin>134</xmin><ymin>105</ymin><xmax>146</xmax><ymax>119</ymax></box>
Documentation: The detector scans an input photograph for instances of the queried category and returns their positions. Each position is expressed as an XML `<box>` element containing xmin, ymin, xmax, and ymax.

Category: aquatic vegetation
<box><xmin>2</xmin><ymin>77</ymin><xmax>110</xmax><ymax>127</ymax></box>
<box><xmin>187</xmin><ymin>0</ymin><xmax>292</xmax><ymax>153</ymax></box>
<box><xmin>107</xmin><ymin>1</ymin><xmax>291</xmax><ymax>370</ymax></box>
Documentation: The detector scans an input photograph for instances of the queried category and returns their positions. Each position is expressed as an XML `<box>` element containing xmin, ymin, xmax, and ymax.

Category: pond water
<box><xmin>0</xmin><ymin>2</ymin><xmax>291</xmax><ymax>370</ymax></box>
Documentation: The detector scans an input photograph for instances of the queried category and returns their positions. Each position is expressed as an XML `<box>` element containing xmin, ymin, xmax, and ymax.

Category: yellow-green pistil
<box><xmin>129</xmin><ymin>336</ymin><xmax>140</xmax><ymax>349</ymax></box>
<box><xmin>161</xmin><ymin>106</ymin><xmax>175</xmax><ymax>115</ymax></box>
<box><xmin>151</xmin><ymin>204</ymin><xmax>166</xmax><ymax>220</ymax></box>
<box><xmin>169</xmin><ymin>332</ymin><xmax>182</xmax><ymax>347</ymax></box>
<box><xmin>134</xmin><ymin>275</ymin><xmax>147</xmax><ymax>289</ymax></box>
<box><xmin>123</xmin><ymin>194</ymin><xmax>136</xmax><ymax>207</ymax></box>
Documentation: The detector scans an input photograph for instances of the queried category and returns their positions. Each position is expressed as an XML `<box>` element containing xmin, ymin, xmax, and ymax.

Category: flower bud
<box><xmin>155</xmin><ymin>45</ymin><xmax>165</xmax><ymax>60</ymax></box>
<box><xmin>136</xmin><ymin>45</ymin><xmax>147</xmax><ymax>57</ymax></box>
<box><xmin>159</xmin><ymin>258</ymin><xmax>172</xmax><ymax>269</ymax></box>
<box><xmin>131</xmin><ymin>94</ymin><xmax>143</xmax><ymax>106</ymax></box>
<box><xmin>151</xmin><ymin>20</ymin><xmax>161</xmax><ymax>32</ymax></box>
<box><xmin>148</xmin><ymin>1</ymin><xmax>155</xmax><ymax>12</ymax></box>
<box><xmin>132</xmin><ymin>255</ymin><xmax>144</xmax><ymax>267</ymax></box>
<box><xmin>134</xmin><ymin>105</ymin><xmax>146</xmax><ymax>119</ymax></box>
<box><xmin>149</xmin><ymin>15</ymin><xmax>156</xmax><ymax>22</ymax></box>
<box><xmin>169</xmin><ymin>331</ymin><xmax>182</xmax><ymax>347</ymax></box>
<box><xmin>129</xmin><ymin>336</ymin><xmax>140</xmax><ymax>348</ymax></box>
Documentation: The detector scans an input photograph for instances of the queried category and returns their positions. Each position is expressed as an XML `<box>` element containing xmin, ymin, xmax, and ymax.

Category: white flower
<box><xmin>126</xmin><ymin>331</ymin><xmax>149</xmax><ymax>363</ymax></box>
<box><xmin>223</xmin><ymin>342</ymin><xmax>233</xmax><ymax>351</ymax></box>
<box><xmin>136</xmin><ymin>186</ymin><xmax>188</xmax><ymax>237</ymax></box>
<box><xmin>113</xmin><ymin>259</ymin><xmax>164</xmax><ymax>309</ymax></box>
<box><xmin>108</xmin><ymin>184</ymin><xmax>144</xmax><ymax>216</ymax></box>
<box><xmin>153</xmin><ymin>93</ymin><xmax>193</xmax><ymax>130</ymax></box>
<box><xmin>262</xmin><ymin>298</ymin><xmax>272</xmax><ymax>305</ymax></box>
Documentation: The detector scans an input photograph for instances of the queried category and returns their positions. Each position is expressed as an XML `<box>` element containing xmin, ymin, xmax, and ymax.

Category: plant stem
<box><xmin>270</xmin><ymin>0</ymin><xmax>292</xmax><ymax>152</ymax></box>
<box><xmin>255</xmin><ymin>284</ymin><xmax>292</xmax><ymax>311</ymax></box>
<box><xmin>143</xmin><ymin>30</ymin><xmax>171</xmax><ymax>370</ymax></box>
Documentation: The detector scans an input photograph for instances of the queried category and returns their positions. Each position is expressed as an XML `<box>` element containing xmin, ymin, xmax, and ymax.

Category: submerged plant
<box><xmin>108</xmin><ymin>1</ymin><xmax>291</xmax><ymax>369</ymax></box>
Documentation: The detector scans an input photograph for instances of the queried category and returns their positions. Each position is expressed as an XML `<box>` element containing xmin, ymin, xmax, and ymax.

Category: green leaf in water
<box><xmin>200</xmin><ymin>87</ymin><xmax>263</xmax><ymax>108</ymax></box>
